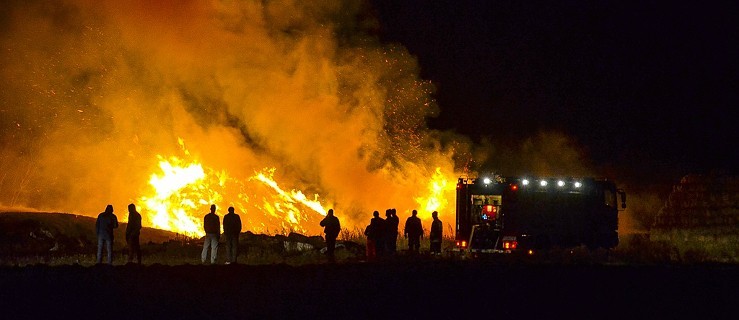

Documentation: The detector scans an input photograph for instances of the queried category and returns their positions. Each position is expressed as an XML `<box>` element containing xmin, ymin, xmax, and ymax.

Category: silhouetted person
<box><xmin>222</xmin><ymin>206</ymin><xmax>242</xmax><ymax>264</ymax></box>
<box><xmin>430</xmin><ymin>211</ymin><xmax>443</xmax><ymax>255</ymax></box>
<box><xmin>385</xmin><ymin>209</ymin><xmax>399</xmax><ymax>255</ymax></box>
<box><xmin>96</xmin><ymin>204</ymin><xmax>118</xmax><ymax>264</ymax></box>
<box><xmin>404</xmin><ymin>209</ymin><xmax>423</xmax><ymax>254</ymax></box>
<box><xmin>319</xmin><ymin>209</ymin><xmax>341</xmax><ymax>261</ymax></box>
<box><xmin>125</xmin><ymin>203</ymin><xmax>142</xmax><ymax>264</ymax></box>
<box><xmin>201</xmin><ymin>204</ymin><xmax>220</xmax><ymax>264</ymax></box>
<box><xmin>364</xmin><ymin>211</ymin><xmax>385</xmax><ymax>260</ymax></box>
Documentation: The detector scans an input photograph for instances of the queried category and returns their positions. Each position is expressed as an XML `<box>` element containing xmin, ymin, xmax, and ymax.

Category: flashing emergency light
<box><xmin>484</xmin><ymin>205</ymin><xmax>497</xmax><ymax>214</ymax></box>
<box><xmin>503</xmin><ymin>240</ymin><xmax>518</xmax><ymax>249</ymax></box>
<box><xmin>483</xmin><ymin>204</ymin><xmax>497</xmax><ymax>220</ymax></box>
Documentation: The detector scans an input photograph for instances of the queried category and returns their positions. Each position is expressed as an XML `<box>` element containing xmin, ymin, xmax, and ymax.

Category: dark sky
<box><xmin>370</xmin><ymin>0</ymin><xmax>738</xmax><ymax>182</ymax></box>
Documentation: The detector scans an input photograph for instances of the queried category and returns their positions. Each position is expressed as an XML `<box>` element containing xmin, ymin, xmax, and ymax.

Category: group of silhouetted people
<box><xmin>95</xmin><ymin>204</ymin><xmax>142</xmax><ymax>264</ymax></box>
<box><xmin>96</xmin><ymin>203</ymin><xmax>441</xmax><ymax>265</ymax></box>
<box><xmin>201</xmin><ymin>204</ymin><xmax>243</xmax><ymax>265</ymax></box>
<box><xmin>363</xmin><ymin>209</ymin><xmax>443</xmax><ymax>260</ymax></box>
<box><xmin>95</xmin><ymin>203</ymin><xmax>243</xmax><ymax>265</ymax></box>
<box><xmin>364</xmin><ymin>209</ymin><xmax>398</xmax><ymax>259</ymax></box>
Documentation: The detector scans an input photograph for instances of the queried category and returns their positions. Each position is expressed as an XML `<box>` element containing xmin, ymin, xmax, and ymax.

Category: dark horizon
<box><xmin>371</xmin><ymin>0</ymin><xmax>738</xmax><ymax>184</ymax></box>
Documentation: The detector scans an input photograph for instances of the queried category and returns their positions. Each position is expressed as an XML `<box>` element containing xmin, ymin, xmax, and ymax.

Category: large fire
<box><xmin>135</xmin><ymin>143</ymin><xmax>457</xmax><ymax>237</ymax></box>
<box><xmin>0</xmin><ymin>1</ymin><xmax>475</xmax><ymax>236</ymax></box>
<box><xmin>141</xmin><ymin>156</ymin><xmax>211</xmax><ymax>236</ymax></box>
<box><xmin>128</xmin><ymin>138</ymin><xmax>459</xmax><ymax>237</ymax></box>
<box><xmin>136</xmin><ymin>141</ymin><xmax>331</xmax><ymax>237</ymax></box>
<box><xmin>414</xmin><ymin>167</ymin><xmax>452</xmax><ymax>219</ymax></box>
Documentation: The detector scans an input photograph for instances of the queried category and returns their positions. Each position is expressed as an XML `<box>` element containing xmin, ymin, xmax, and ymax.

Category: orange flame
<box><xmin>414</xmin><ymin>167</ymin><xmax>455</xmax><ymax>219</ymax></box>
<box><xmin>248</xmin><ymin>167</ymin><xmax>329</xmax><ymax>234</ymax></box>
<box><xmin>250</xmin><ymin>168</ymin><xmax>328</xmax><ymax>216</ymax></box>
<box><xmin>137</xmin><ymin>141</ymin><xmax>329</xmax><ymax>237</ymax></box>
<box><xmin>139</xmin><ymin>156</ymin><xmax>223</xmax><ymax>237</ymax></box>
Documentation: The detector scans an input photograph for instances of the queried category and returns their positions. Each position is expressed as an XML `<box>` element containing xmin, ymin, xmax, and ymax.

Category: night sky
<box><xmin>371</xmin><ymin>0</ymin><xmax>737</xmax><ymax>183</ymax></box>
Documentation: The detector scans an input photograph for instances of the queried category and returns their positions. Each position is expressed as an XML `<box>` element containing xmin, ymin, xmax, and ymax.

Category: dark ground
<box><xmin>1</xmin><ymin>259</ymin><xmax>737</xmax><ymax>319</ymax></box>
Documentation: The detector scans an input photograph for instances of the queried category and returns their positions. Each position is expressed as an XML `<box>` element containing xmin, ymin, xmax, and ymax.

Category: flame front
<box><xmin>137</xmin><ymin>148</ymin><xmax>330</xmax><ymax>237</ymax></box>
<box><xmin>137</xmin><ymin>152</ymin><xmax>457</xmax><ymax>236</ymax></box>
<box><xmin>140</xmin><ymin>157</ymin><xmax>222</xmax><ymax>237</ymax></box>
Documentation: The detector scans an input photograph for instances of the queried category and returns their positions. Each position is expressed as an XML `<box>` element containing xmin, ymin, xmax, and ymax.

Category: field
<box><xmin>1</xmin><ymin>212</ymin><xmax>737</xmax><ymax>318</ymax></box>
<box><xmin>1</xmin><ymin>260</ymin><xmax>737</xmax><ymax>319</ymax></box>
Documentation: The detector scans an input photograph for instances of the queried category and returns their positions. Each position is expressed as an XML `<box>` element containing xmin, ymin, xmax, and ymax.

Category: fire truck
<box><xmin>455</xmin><ymin>175</ymin><xmax>626</xmax><ymax>253</ymax></box>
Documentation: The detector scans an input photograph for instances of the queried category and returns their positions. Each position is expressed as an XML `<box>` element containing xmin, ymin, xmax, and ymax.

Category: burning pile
<box><xmin>0</xmin><ymin>1</ymin><xmax>596</xmax><ymax>237</ymax></box>
<box><xmin>0</xmin><ymin>0</ymin><xmax>464</xmax><ymax>235</ymax></box>
<box><xmin>138</xmin><ymin>146</ymin><xmax>332</xmax><ymax>237</ymax></box>
<box><xmin>134</xmin><ymin>138</ymin><xmax>456</xmax><ymax>237</ymax></box>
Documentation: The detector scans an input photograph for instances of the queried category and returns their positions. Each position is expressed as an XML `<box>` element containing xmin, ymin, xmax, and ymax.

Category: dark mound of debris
<box><xmin>653</xmin><ymin>172</ymin><xmax>739</xmax><ymax>229</ymax></box>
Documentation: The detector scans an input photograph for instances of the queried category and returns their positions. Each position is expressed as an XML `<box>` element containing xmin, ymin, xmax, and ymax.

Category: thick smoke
<box><xmin>0</xmin><ymin>0</ymin><xmax>454</xmax><ymax>229</ymax></box>
<box><xmin>1</xmin><ymin>1</ymin><xmax>596</xmax><ymax>233</ymax></box>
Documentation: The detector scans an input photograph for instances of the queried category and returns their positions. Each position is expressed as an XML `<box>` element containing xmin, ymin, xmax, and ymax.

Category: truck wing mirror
<box><xmin>618</xmin><ymin>189</ymin><xmax>627</xmax><ymax>209</ymax></box>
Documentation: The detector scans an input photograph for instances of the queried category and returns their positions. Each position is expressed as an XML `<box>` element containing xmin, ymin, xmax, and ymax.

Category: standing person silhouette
<box><xmin>319</xmin><ymin>209</ymin><xmax>341</xmax><ymax>261</ymax></box>
<box><xmin>429</xmin><ymin>211</ymin><xmax>443</xmax><ymax>255</ymax></box>
<box><xmin>222</xmin><ymin>206</ymin><xmax>242</xmax><ymax>264</ymax></box>
<box><xmin>385</xmin><ymin>209</ymin><xmax>399</xmax><ymax>255</ymax></box>
<box><xmin>364</xmin><ymin>211</ymin><xmax>385</xmax><ymax>261</ymax></box>
<box><xmin>404</xmin><ymin>209</ymin><xmax>423</xmax><ymax>254</ymax></box>
<box><xmin>125</xmin><ymin>203</ymin><xmax>142</xmax><ymax>264</ymax></box>
<box><xmin>96</xmin><ymin>204</ymin><xmax>118</xmax><ymax>264</ymax></box>
<box><xmin>201</xmin><ymin>204</ymin><xmax>220</xmax><ymax>264</ymax></box>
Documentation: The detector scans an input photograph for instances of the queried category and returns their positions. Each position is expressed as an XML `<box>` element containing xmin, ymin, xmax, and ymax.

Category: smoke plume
<box><xmin>1</xmin><ymin>0</ymin><xmax>594</xmax><ymax>235</ymax></box>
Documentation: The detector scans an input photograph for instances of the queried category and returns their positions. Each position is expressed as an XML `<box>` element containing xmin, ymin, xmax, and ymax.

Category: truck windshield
<box><xmin>471</xmin><ymin>194</ymin><xmax>502</xmax><ymax>224</ymax></box>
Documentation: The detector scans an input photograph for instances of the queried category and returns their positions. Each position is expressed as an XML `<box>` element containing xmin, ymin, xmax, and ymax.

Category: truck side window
<box><xmin>604</xmin><ymin>189</ymin><xmax>616</xmax><ymax>207</ymax></box>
